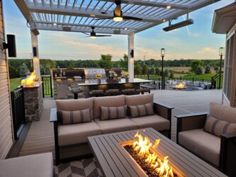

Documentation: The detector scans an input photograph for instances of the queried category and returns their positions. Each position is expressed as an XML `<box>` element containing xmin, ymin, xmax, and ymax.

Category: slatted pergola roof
<box><xmin>15</xmin><ymin>0</ymin><xmax>220</xmax><ymax>35</ymax></box>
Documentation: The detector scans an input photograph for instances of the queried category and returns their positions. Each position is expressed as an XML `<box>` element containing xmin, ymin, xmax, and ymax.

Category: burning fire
<box><xmin>132</xmin><ymin>132</ymin><xmax>174</xmax><ymax>177</ymax></box>
<box><xmin>21</xmin><ymin>71</ymin><xmax>39</xmax><ymax>88</ymax></box>
<box><xmin>175</xmin><ymin>82</ymin><xmax>186</xmax><ymax>89</ymax></box>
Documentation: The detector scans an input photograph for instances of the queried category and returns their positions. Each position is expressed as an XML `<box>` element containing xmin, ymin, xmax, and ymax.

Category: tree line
<box><xmin>8</xmin><ymin>54</ymin><xmax>221</xmax><ymax>78</ymax></box>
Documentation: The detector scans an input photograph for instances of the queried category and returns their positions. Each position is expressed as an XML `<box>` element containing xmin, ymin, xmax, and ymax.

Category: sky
<box><xmin>3</xmin><ymin>0</ymin><xmax>235</xmax><ymax>60</ymax></box>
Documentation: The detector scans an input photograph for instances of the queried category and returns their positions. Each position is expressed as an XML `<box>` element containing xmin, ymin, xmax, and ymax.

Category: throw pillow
<box><xmin>101</xmin><ymin>106</ymin><xmax>126</xmax><ymax>120</ymax></box>
<box><xmin>59</xmin><ymin>108</ymin><xmax>91</xmax><ymax>125</ymax></box>
<box><xmin>204</xmin><ymin>116</ymin><xmax>236</xmax><ymax>137</ymax></box>
<box><xmin>129</xmin><ymin>103</ymin><xmax>154</xmax><ymax>118</ymax></box>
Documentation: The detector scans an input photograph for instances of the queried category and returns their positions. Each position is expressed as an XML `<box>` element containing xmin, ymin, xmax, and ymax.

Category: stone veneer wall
<box><xmin>24</xmin><ymin>85</ymin><xmax>43</xmax><ymax>122</ymax></box>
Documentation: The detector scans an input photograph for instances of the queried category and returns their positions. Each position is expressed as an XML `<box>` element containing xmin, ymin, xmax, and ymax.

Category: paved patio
<box><xmin>17</xmin><ymin>89</ymin><xmax>222</xmax><ymax>157</ymax></box>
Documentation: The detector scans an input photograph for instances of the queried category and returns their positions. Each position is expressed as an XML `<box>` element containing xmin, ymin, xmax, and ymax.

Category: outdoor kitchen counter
<box><xmin>78</xmin><ymin>78</ymin><xmax>151</xmax><ymax>86</ymax></box>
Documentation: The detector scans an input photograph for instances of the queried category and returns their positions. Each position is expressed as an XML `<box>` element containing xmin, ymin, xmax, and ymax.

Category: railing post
<box><xmin>50</xmin><ymin>75</ymin><xmax>53</xmax><ymax>97</ymax></box>
<box><xmin>42</xmin><ymin>76</ymin><xmax>45</xmax><ymax>98</ymax></box>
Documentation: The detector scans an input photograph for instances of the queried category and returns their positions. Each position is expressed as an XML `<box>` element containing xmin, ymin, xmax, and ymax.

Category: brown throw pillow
<box><xmin>60</xmin><ymin>108</ymin><xmax>91</xmax><ymax>125</ymax></box>
<box><xmin>101</xmin><ymin>106</ymin><xmax>126</xmax><ymax>120</ymax></box>
<box><xmin>129</xmin><ymin>103</ymin><xmax>154</xmax><ymax>118</ymax></box>
<box><xmin>204</xmin><ymin>116</ymin><xmax>236</xmax><ymax>137</ymax></box>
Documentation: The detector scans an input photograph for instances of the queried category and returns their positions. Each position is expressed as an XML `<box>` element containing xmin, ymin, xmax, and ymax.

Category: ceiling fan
<box><xmin>84</xmin><ymin>27</ymin><xmax>112</xmax><ymax>39</ymax></box>
<box><xmin>96</xmin><ymin>0</ymin><xmax>143</xmax><ymax>22</ymax></box>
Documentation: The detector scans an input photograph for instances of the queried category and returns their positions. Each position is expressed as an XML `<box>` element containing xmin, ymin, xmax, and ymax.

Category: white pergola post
<box><xmin>128</xmin><ymin>32</ymin><xmax>134</xmax><ymax>81</ymax></box>
<box><xmin>31</xmin><ymin>30</ymin><xmax>41</xmax><ymax>79</ymax></box>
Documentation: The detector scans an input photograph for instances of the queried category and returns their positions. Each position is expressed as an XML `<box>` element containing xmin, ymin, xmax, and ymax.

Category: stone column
<box><xmin>24</xmin><ymin>86</ymin><xmax>43</xmax><ymax>122</ymax></box>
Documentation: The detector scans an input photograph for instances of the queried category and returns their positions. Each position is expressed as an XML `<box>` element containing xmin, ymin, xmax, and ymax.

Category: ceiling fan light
<box><xmin>90</xmin><ymin>36</ymin><xmax>96</xmax><ymax>39</ymax></box>
<box><xmin>90</xmin><ymin>31</ymin><xmax>96</xmax><ymax>39</ymax></box>
<box><xmin>113</xmin><ymin>16</ymin><xmax>123</xmax><ymax>22</ymax></box>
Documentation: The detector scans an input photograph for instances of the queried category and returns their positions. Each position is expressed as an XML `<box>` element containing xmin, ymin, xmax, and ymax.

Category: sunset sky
<box><xmin>3</xmin><ymin>0</ymin><xmax>234</xmax><ymax>60</ymax></box>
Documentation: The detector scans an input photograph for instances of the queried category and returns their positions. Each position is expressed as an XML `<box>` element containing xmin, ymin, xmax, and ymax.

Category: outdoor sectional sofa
<box><xmin>176</xmin><ymin>102</ymin><xmax>236</xmax><ymax>176</ymax></box>
<box><xmin>50</xmin><ymin>94</ymin><xmax>173</xmax><ymax>164</ymax></box>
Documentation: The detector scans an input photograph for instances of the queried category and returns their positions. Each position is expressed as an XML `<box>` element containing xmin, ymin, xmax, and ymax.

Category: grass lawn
<box><xmin>136</xmin><ymin>73</ymin><xmax>215</xmax><ymax>82</ymax></box>
<box><xmin>10</xmin><ymin>78</ymin><xmax>21</xmax><ymax>91</ymax></box>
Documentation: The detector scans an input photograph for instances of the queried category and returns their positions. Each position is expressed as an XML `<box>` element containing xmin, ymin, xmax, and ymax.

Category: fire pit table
<box><xmin>88</xmin><ymin>128</ymin><xmax>226</xmax><ymax>177</ymax></box>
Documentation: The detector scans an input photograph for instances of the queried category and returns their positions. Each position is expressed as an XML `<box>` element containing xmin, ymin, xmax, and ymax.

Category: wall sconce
<box><xmin>3</xmin><ymin>34</ymin><xmax>16</xmax><ymax>57</ymax></box>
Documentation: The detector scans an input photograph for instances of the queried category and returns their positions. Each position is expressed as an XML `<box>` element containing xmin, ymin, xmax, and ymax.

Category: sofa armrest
<box><xmin>219</xmin><ymin>133</ymin><xmax>236</xmax><ymax>176</ymax></box>
<box><xmin>50</xmin><ymin>108</ymin><xmax>58</xmax><ymax>122</ymax></box>
<box><xmin>49</xmin><ymin>108</ymin><xmax>60</xmax><ymax>164</ymax></box>
<box><xmin>176</xmin><ymin>113</ymin><xmax>207</xmax><ymax>143</ymax></box>
<box><xmin>153</xmin><ymin>102</ymin><xmax>173</xmax><ymax>121</ymax></box>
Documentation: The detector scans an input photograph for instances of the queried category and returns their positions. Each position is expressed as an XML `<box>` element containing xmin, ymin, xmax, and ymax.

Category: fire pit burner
<box><xmin>122</xmin><ymin>132</ymin><xmax>180</xmax><ymax>177</ymax></box>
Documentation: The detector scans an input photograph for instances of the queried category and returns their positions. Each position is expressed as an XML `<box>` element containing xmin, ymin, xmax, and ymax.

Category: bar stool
<box><xmin>121</xmin><ymin>89</ymin><xmax>138</xmax><ymax>95</ymax></box>
<box><xmin>105</xmin><ymin>89</ymin><xmax>120</xmax><ymax>96</ymax></box>
<box><xmin>136</xmin><ymin>88</ymin><xmax>151</xmax><ymax>94</ymax></box>
<box><xmin>89</xmin><ymin>90</ymin><xmax>104</xmax><ymax>97</ymax></box>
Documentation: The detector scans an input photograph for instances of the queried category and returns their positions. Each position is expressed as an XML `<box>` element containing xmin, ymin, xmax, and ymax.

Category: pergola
<box><xmin>14</xmin><ymin>0</ymin><xmax>220</xmax><ymax>80</ymax></box>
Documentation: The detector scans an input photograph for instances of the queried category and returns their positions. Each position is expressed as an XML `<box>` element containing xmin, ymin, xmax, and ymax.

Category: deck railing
<box><xmin>42</xmin><ymin>75</ymin><xmax>53</xmax><ymax>97</ymax></box>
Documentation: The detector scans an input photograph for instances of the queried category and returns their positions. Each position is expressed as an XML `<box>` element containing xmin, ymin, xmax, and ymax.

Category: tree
<box><xmin>191</xmin><ymin>60</ymin><xmax>203</xmax><ymax>75</ymax></box>
<box><xmin>164</xmin><ymin>69</ymin><xmax>169</xmax><ymax>78</ymax></box>
<box><xmin>134</xmin><ymin>62</ymin><xmax>142</xmax><ymax>75</ymax></box>
<box><xmin>119</xmin><ymin>54</ymin><xmax>128</xmax><ymax>71</ymax></box>
<box><xmin>99</xmin><ymin>54</ymin><xmax>112</xmax><ymax>69</ymax></box>
<box><xmin>19</xmin><ymin>63</ymin><xmax>30</xmax><ymax>77</ymax></box>
<box><xmin>169</xmin><ymin>70</ymin><xmax>174</xmax><ymax>79</ymax></box>
<box><xmin>155</xmin><ymin>67</ymin><xmax>160</xmax><ymax>75</ymax></box>
<box><xmin>205</xmin><ymin>65</ymin><xmax>211</xmax><ymax>74</ymax></box>
<box><xmin>142</xmin><ymin>64</ymin><xmax>148</xmax><ymax>75</ymax></box>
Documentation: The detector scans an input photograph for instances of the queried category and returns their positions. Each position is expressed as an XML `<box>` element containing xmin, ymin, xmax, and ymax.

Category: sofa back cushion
<box><xmin>126</xmin><ymin>94</ymin><xmax>153</xmax><ymax>106</ymax></box>
<box><xmin>204</xmin><ymin>116</ymin><xmax>236</xmax><ymax>137</ymax></box>
<box><xmin>94</xmin><ymin>95</ymin><xmax>126</xmax><ymax>119</ymax></box>
<box><xmin>101</xmin><ymin>106</ymin><xmax>126</xmax><ymax>120</ymax></box>
<box><xmin>129</xmin><ymin>103</ymin><xmax>154</xmax><ymax>118</ymax></box>
<box><xmin>59</xmin><ymin>108</ymin><xmax>91</xmax><ymax>125</ymax></box>
<box><xmin>209</xmin><ymin>102</ymin><xmax>236</xmax><ymax>123</ymax></box>
<box><xmin>56</xmin><ymin>98</ymin><xmax>93</xmax><ymax>120</ymax></box>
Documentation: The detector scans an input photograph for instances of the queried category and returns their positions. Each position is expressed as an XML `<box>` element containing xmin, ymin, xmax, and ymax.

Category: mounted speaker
<box><xmin>3</xmin><ymin>34</ymin><xmax>17</xmax><ymax>57</ymax></box>
<box><xmin>33</xmin><ymin>47</ymin><xmax>37</xmax><ymax>57</ymax></box>
<box><xmin>130</xmin><ymin>49</ymin><xmax>134</xmax><ymax>58</ymax></box>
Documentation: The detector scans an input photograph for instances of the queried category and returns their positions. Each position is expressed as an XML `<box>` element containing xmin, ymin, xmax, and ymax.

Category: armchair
<box><xmin>176</xmin><ymin>109</ymin><xmax>236</xmax><ymax>177</ymax></box>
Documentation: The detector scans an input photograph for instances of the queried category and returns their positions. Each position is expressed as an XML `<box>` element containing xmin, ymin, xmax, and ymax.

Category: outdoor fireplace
<box><xmin>121</xmin><ymin>132</ymin><xmax>182</xmax><ymax>177</ymax></box>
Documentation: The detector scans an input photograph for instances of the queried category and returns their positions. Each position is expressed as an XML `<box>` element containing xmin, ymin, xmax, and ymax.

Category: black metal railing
<box><xmin>11</xmin><ymin>87</ymin><xmax>25</xmax><ymax>140</ymax></box>
<box><xmin>211</xmin><ymin>72</ymin><xmax>223</xmax><ymax>89</ymax></box>
<box><xmin>42</xmin><ymin>75</ymin><xmax>53</xmax><ymax>97</ymax></box>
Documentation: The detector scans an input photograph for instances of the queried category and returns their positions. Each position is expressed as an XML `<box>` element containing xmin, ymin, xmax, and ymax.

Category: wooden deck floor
<box><xmin>17</xmin><ymin>90</ymin><xmax>222</xmax><ymax>157</ymax></box>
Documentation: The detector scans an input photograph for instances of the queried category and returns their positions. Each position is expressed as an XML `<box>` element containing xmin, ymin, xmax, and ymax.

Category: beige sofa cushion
<box><xmin>56</xmin><ymin>98</ymin><xmax>94</xmax><ymax>119</ymax></box>
<box><xmin>0</xmin><ymin>153</ymin><xmax>53</xmax><ymax>177</ymax></box>
<box><xmin>96</xmin><ymin>118</ymin><xmax>137</xmax><ymax>134</ymax></box>
<box><xmin>209</xmin><ymin>102</ymin><xmax>236</xmax><ymax>123</ymax></box>
<box><xmin>129</xmin><ymin>103</ymin><xmax>154</xmax><ymax>118</ymax></box>
<box><xmin>130</xmin><ymin>115</ymin><xmax>169</xmax><ymax>131</ymax></box>
<box><xmin>204</xmin><ymin>116</ymin><xmax>236</xmax><ymax>137</ymax></box>
<box><xmin>178</xmin><ymin>129</ymin><xmax>220</xmax><ymax>166</ymax></box>
<box><xmin>126</xmin><ymin>94</ymin><xmax>153</xmax><ymax>106</ymax></box>
<box><xmin>60</xmin><ymin>108</ymin><xmax>91</xmax><ymax>125</ymax></box>
<box><xmin>58</xmin><ymin>122</ymin><xmax>101</xmax><ymax>146</ymax></box>
<box><xmin>101</xmin><ymin>106</ymin><xmax>126</xmax><ymax>120</ymax></box>
<box><xmin>94</xmin><ymin>95</ymin><xmax>125</xmax><ymax>119</ymax></box>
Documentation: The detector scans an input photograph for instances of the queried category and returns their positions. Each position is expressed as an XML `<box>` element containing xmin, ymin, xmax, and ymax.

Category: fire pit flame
<box><xmin>130</xmin><ymin>132</ymin><xmax>174</xmax><ymax>177</ymax></box>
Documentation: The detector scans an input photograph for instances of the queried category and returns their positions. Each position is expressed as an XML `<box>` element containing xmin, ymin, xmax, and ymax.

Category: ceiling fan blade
<box><xmin>96</xmin><ymin>35</ymin><xmax>112</xmax><ymax>37</ymax></box>
<box><xmin>123</xmin><ymin>16</ymin><xmax>143</xmax><ymax>21</ymax></box>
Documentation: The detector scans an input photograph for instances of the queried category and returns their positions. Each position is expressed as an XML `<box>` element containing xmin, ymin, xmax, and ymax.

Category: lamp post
<box><xmin>161</xmin><ymin>48</ymin><xmax>165</xmax><ymax>89</ymax></box>
<box><xmin>218</xmin><ymin>47</ymin><xmax>224</xmax><ymax>89</ymax></box>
